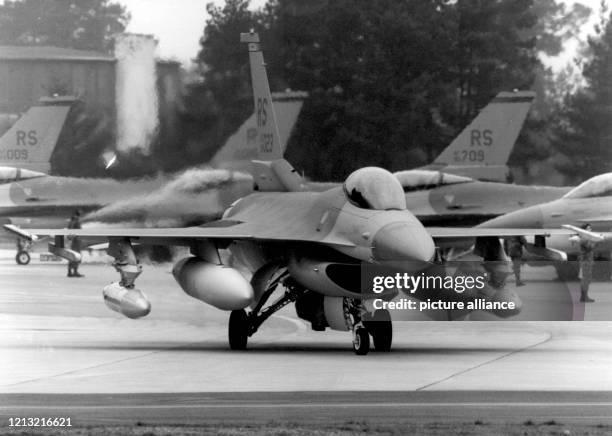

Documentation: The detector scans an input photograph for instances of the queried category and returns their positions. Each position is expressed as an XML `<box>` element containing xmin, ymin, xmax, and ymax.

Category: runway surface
<box><xmin>1</xmin><ymin>250</ymin><xmax>612</xmax><ymax>426</ymax></box>
<box><xmin>2</xmin><ymin>392</ymin><xmax>612</xmax><ymax>425</ymax></box>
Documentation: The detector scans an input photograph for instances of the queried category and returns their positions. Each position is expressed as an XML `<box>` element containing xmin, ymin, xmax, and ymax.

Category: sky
<box><xmin>119</xmin><ymin>0</ymin><xmax>603</xmax><ymax>69</ymax></box>
<box><xmin>118</xmin><ymin>0</ymin><xmax>266</xmax><ymax>65</ymax></box>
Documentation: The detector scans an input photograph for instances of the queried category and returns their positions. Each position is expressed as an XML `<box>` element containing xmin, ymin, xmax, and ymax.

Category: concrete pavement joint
<box><xmin>415</xmin><ymin>330</ymin><xmax>554</xmax><ymax>391</ymax></box>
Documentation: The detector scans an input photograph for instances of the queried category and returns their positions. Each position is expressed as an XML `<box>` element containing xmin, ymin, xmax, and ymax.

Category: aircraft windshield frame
<box><xmin>563</xmin><ymin>172</ymin><xmax>612</xmax><ymax>199</ymax></box>
<box><xmin>394</xmin><ymin>170</ymin><xmax>473</xmax><ymax>192</ymax></box>
<box><xmin>343</xmin><ymin>167</ymin><xmax>407</xmax><ymax>211</ymax></box>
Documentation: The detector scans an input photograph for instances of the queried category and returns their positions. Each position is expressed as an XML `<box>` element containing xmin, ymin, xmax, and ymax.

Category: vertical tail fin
<box><xmin>210</xmin><ymin>91</ymin><xmax>307</xmax><ymax>168</ymax></box>
<box><xmin>241</xmin><ymin>31</ymin><xmax>284</xmax><ymax>161</ymax></box>
<box><xmin>428</xmin><ymin>90</ymin><xmax>535</xmax><ymax>182</ymax></box>
<box><xmin>0</xmin><ymin>96</ymin><xmax>75</xmax><ymax>174</ymax></box>
<box><xmin>240</xmin><ymin>31</ymin><xmax>304</xmax><ymax>192</ymax></box>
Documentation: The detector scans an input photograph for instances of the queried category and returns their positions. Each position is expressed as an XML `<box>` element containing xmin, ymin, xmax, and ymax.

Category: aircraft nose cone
<box><xmin>373</xmin><ymin>221</ymin><xmax>435</xmax><ymax>264</ymax></box>
<box><xmin>479</xmin><ymin>205</ymin><xmax>544</xmax><ymax>229</ymax></box>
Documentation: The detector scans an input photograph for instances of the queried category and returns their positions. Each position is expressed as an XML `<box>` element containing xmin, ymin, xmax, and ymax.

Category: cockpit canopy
<box><xmin>394</xmin><ymin>170</ymin><xmax>473</xmax><ymax>192</ymax></box>
<box><xmin>563</xmin><ymin>172</ymin><xmax>612</xmax><ymax>199</ymax></box>
<box><xmin>344</xmin><ymin>167</ymin><xmax>407</xmax><ymax>210</ymax></box>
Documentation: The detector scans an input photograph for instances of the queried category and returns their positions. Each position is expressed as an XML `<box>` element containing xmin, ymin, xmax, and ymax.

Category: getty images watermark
<box><xmin>369</xmin><ymin>272</ymin><xmax>519</xmax><ymax>312</ymax></box>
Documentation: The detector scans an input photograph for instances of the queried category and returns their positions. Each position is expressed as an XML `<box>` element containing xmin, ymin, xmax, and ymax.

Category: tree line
<box><xmin>190</xmin><ymin>0</ymin><xmax>607</xmax><ymax>184</ymax></box>
<box><xmin>0</xmin><ymin>0</ymin><xmax>610</xmax><ymax>184</ymax></box>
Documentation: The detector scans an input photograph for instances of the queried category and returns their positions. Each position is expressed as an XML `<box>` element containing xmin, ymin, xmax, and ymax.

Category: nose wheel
<box><xmin>352</xmin><ymin>327</ymin><xmax>370</xmax><ymax>355</ymax></box>
<box><xmin>344</xmin><ymin>301</ymin><xmax>393</xmax><ymax>354</ymax></box>
<box><xmin>364</xmin><ymin>309</ymin><xmax>393</xmax><ymax>352</ymax></box>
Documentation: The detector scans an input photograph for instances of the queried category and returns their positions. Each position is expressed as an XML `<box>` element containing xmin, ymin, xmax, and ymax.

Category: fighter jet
<box><xmin>479</xmin><ymin>173</ymin><xmax>612</xmax><ymax>277</ymax></box>
<box><xmin>0</xmin><ymin>96</ymin><xmax>74</xmax><ymax>182</ymax></box>
<box><xmin>5</xmin><ymin>32</ymin><xmax>570</xmax><ymax>354</ymax></box>
<box><xmin>398</xmin><ymin>170</ymin><xmax>569</xmax><ymax>226</ymax></box>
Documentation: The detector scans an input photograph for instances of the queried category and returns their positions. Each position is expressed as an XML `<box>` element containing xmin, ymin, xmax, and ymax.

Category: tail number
<box><xmin>453</xmin><ymin>149</ymin><xmax>484</xmax><ymax>162</ymax></box>
<box><xmin>259</xmin><ymin>133</ymin><xmax>274</xmax><ymax>153</ymax></box>
<box><xmin>0</xmin><ymin>149</ymin><xmax>28</xmax><ymax>160</ymax></box>
<box><xmin>256</xmin><ymin>97</ymin><xmax>268</xmax><ymax>127</ymax></box>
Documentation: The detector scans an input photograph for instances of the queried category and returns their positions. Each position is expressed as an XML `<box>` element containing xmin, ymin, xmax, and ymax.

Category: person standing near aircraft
<box><xmin>67</xmin><ymin>210</ymin><xmax>83</xmax><ymax>278</ymax></box>
<box><xmin>579</xmin><ymin>223</ymin><xmax>595</xmax><ymax>302</ymax></box>
<box><xmin>504</xmin><ymin>236</ymin><xmax>527</xmax><ymax>286</ymax></box>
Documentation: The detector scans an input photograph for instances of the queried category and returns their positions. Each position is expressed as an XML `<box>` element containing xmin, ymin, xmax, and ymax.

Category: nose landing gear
<box><xmin>343</xmin><ymin>299</ymin><xmax>392</xmax><ymax>355</ymax></box>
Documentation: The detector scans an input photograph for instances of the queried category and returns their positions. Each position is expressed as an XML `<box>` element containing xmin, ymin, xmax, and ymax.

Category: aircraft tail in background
<box><xmin>424</xmin><ymin>90</ymin><xmax>535</xmax><ymax>182</ymax></box>
<box><xmin>0</xmin><ymin>96</ymin><xmax>75</xmax><ymax>174</ymax></box>
<box><xmin>210</xmin><ymin>91</ymin><xmax>307</xmax><ymax>169</ymax></box>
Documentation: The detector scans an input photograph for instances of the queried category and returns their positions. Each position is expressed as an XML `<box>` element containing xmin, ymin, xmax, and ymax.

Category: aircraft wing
<box><xmin>561</xmin><ymin>224</ymin><xmax>606</xmax><ymax>243</ymax></box>
<box><xmin>3</xmin><ymin>221</ymin><xmax>356</xmax><ymax>248</ymax></box>
<box><xmin>426</xmin><ymin>227</ymin><xmax>574</xmax><ymax>238</ymax></box>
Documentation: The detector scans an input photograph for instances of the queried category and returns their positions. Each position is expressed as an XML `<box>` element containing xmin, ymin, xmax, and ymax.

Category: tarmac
<box><xmin>1</xmin><ymin>249</ymin><xmax>612</xmax><ymax>426</ymax></box>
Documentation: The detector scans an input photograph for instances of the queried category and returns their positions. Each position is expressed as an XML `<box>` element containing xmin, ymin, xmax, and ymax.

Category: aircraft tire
<box><xmin>365</xmin><ymin>309</ymin><xmax>392</xmax><ymax>352</ymax></box>
<box><xmin>15</xmin><ymin>251</ymin><xmax>30</xmax><ymax>265</ymax></box>
<box><xmin>228</xmin><ymin>309</ymin><xmax>249</xmax><ymax>350</ymax></box>
<box><xmin>352</xmin><ymin>327</ymin><xmax>370</xmax><ymax>355</ymax></box>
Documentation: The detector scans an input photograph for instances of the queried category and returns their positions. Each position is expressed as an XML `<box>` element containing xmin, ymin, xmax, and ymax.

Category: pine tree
<box><xmin>554</xmin><ymin>10</ymin><xmax>612</xmax><ymax>181</ymax></box>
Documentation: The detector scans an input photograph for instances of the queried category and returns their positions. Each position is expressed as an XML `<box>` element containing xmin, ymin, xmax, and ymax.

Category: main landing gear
<box><xmin>227</xmin><ymin>265</ymin><xmax>393</xmax><ymax>355</ymax></box>
<box><xmin>15</xmin><ymin>250</ymin><xmax>31</xmax><ymax>265</ymax></box>
<box><xmin>228</xmin><ymin>267</ymin><xmax>304</xmax><ymax>350</ymax></box>
<box><xmin>15</xmin><ymin>239</ymin><xmax>32</xmax><ymax>265</ymax></box>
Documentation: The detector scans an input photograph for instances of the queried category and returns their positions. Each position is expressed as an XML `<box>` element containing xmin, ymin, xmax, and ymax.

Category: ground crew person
<box><xmin>67</xmin><ymin>210</ymin><xmax>83</xmax><ymax>278</ymax></box>
<box><xmin>579</xmin><ymin>223</ymin><xmax>595</xmax><ymax>303</ymax></box>
<box><xmin>504</xmin><ymin>236</ymin><xmax>527</xmax><ymax>286</ymax></box>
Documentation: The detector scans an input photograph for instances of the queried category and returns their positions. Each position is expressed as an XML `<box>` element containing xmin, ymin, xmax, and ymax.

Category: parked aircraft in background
<box><xmin>399</xmin><ymin>170</ymin><xmax>569</xmax><ymax>227</ymax></box>
<box><xmin>420</xmin><ymin>90</ymin><xmax>535</xmax><ymax>183</ymax></box>
<box><xmin>480</xmin><ymin>173</ymin><xmax>612</xmax><ymax>277</ymax></box>
<box><xmin>0</xmin><ymin>92</ymin><xmax>307</xmax><ymax>265</ymax></box>
<box><xmin>0</xmin><ymin>96</ymin><xmax>74</xmax><ymax>182</ymax></box>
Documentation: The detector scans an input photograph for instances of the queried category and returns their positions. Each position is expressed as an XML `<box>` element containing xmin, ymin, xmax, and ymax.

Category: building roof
<box><xmin>0</xmin><ymin>45</ymin><xmax>114</xmax><ymax>62</ymax></box>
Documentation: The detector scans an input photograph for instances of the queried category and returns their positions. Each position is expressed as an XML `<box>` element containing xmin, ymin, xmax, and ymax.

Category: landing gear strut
<box><xmin>343</xmin><ymin>298</ymin><xmax>370</xmax><ymax>355</ymax></box>
<box><xmin>228</xmin><ymin>268</ymin><xmax>304</xmax><ymax>350</ymax></box>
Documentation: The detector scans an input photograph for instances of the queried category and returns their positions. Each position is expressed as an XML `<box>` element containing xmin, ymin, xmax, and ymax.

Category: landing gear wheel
<box><xmin>365</xmin><ymin>309</ymin><xmax>392</xmax><ymax>352</ymax></box>
<box><xmin>15</xmin><ymin>250</ymin><xmax>30</xmax><ymax>265</ymax></box>
<box><xmin>352</xmin><ymin>327</ymin><xmax>370</xmax><ymax>355</ymax></box>
<box><xmin>228</xmin><ymin>309</ymin><xmax>249</xmax><ymax>350</ymax></box>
